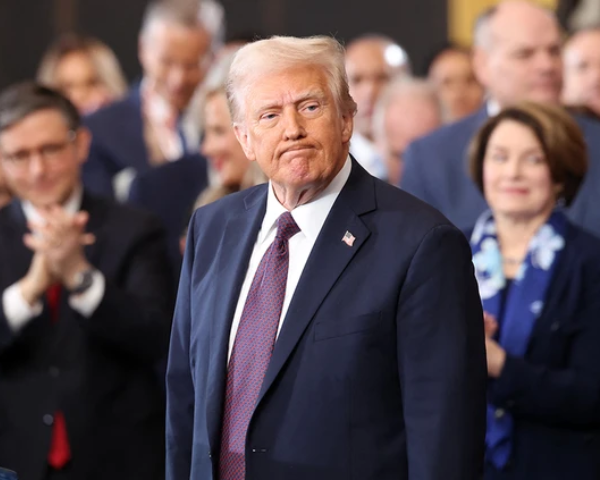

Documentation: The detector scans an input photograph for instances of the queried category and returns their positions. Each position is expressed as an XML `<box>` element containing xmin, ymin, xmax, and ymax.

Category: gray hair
<box><xmin>346</xmin><ymin>33</ymin><xmax>412</xmax><ymax>74</ymax></box>
<box><xmin>473</xmin><ymin>5</ymin><xmax>499</xmax><ymax>50</ymax></box>
<box><xmin>226</xmin><ymin>35</ymin><xmax>357</xmax><ymax>125</ymax></box>
<box><xmin>0</xmin><ymin>82</ymin><xmax>80</xmax><ymax>136</ymax></box>
<box><xmin>473</xmin><ymin>2</ymin><xmax>558</xmax><ymax>51</ymax></box>
<box><xmin>140</xmin><ymin>0</ymin><xmax>206</xmax><ymax>39</ymax></box>
<box><xmin>372</xmin><ymin>77</ymin><xmax>442</xmax><ymax>143</ymax></box>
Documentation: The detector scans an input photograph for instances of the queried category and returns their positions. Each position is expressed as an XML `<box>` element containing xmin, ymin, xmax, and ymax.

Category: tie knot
<box><xmin>276</xmin><ymin>212</ymin><xmax>300</xmax><ymax>243</ymax></box>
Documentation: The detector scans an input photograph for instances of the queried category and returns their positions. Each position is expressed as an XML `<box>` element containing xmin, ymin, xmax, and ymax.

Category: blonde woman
<box><xmin>37</xmin><ymin>34</ymin><xmax>127</xmax><ymax>114</ymax></box>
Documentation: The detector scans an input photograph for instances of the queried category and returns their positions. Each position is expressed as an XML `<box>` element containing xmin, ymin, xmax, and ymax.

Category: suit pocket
<box><xmin>314</xmin><ymin>312</ymin><xmax>382</xmax><ymax>341</ymax></box>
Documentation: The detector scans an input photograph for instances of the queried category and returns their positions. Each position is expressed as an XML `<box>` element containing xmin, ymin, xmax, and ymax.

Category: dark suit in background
<box><xmin>167</xmin><ymin>160</ymin><xmax>487</xmax><ymax>480</ymax></box>
<box><xmin>401</xmin><ymin>106</ymin><xmax>600</xmax><ymax>236</ymax></box>
<box><xmin>0</xmin><ymin>193</ymin><xmax>173</xmax><ymax>480</ymax></box>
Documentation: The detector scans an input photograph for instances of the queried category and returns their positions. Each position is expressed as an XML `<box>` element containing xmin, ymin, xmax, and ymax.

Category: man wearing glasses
<box><xmin>0</xmin><ymin>83</ymin><xmax>173</xmax><ymax>480</ymax></box>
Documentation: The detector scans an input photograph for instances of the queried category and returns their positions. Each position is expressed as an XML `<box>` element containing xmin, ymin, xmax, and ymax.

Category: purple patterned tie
<box><xmin>219</xmin><ymin>211</ymin><xmax>300</xmax><ymax>480</ymax></box>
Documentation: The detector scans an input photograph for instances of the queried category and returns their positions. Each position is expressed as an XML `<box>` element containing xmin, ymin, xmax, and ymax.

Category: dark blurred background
<box><xmin>0</xmin><ymin>0</ymin><xmax>448</xmax><ymax>89</ymax></box>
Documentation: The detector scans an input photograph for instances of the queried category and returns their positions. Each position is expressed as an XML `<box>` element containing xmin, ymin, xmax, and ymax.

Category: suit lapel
<box><xmin>205</xmin><ymin>186</ymin><xmax>268</xmax><ymax>453</ymax></box>
<box><xmin>256</xmin><ymin>160</ymin><xmax>376</xmax><ymax>406</ymax></box>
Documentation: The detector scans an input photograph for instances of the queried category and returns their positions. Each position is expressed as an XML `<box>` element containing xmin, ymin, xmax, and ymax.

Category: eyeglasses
<box><xmin>1</xmin><ymin>130</ymin><xmax>77</xmax><ymax>169</ymax></box>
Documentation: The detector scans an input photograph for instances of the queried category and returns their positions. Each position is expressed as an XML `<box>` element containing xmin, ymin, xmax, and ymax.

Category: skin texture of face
<box><xmin>201</xmin><ymin>92</ymin><xmax>249</xmax><ymax>188</ymax></box>
<box><xmin>346</xmin><ymin>39</ymin><xmax>406</xmax><ymax>140</ymax></box>
<box><xmin>234</xmin><ymin>65</ymin><xmax>353</xmax><ymax>210</ymax></box>
<box><xmin>0</xmin><ymin>109</ymin><xmax>90</xmax><ymax>209</ymax></box>
<box><xmin>483</xmin><ymin>119</ymin><xmax>558</xmax><ymax>223</ymax></box>
<box><xmin>563</xmin><ymin>29</ymin><xmax>600</xmax><ymax>116</ymax></box>
<box><xmin>429</xmin><ymin>49</ymin><xmax>484</xmax><ymax>122</ymax></box>
<box><xmin>378</xmin><ymin>95</ymin><xmax>441</xmax><ymax>185</ymax></box>
<box><xmin>474</xmin><ymin>1</ymin><xmax>563</xmax><ymax>108</ymax></box>
<box><xmin>139</xmin><ymin>19</ymin><xmax>211</xmax><ymax>112</ymax></box>
<box><xmin>55</xmin><ymin>51</ymin><xmax>113</xmax><ymax>114</ymax></box>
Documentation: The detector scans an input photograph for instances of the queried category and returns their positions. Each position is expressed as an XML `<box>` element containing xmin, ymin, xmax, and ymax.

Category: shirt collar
<box><xmin>487</xmin><ymin>98</ymin><xmax>501</xmax><ymax>117</ymax></box>
<box><xmin>257</xmin><ymin>155</ymin><xmax>352</xmax><ymax>245</ymax></box>
<box><xmin>21</xmin><ymin>185</ymin><xmax>83</xmax><ymax>225</ymax></box>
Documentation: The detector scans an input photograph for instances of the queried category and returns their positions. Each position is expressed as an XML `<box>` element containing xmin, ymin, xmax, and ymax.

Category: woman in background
<box><xmin>468</xmin><ymin>101</ymin><xmax>600</xmax><ymax>480</ymax></box>
<box><xmin>37</xmin><ymin>34</ymin><xmax>127</xmax><ymax>114</ymax></box>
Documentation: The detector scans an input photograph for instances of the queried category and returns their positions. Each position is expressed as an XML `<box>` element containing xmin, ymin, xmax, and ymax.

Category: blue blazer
<box><xmin>401</xmin><ymin>107</ymin><xmax>600</xmax><ymax>237</ymax></box>
<box><xmin>478</xmin><ymin>223</ymin><xmax>600</xmax><ymax>480</ymax></box>
<box><xmin>166</xmin><ymin>160</ymin><xmax>487</xmax><ymax>480</ymax></box>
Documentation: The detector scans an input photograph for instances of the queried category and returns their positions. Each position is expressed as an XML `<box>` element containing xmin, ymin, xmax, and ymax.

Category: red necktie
<box><xmin>219</xmin><ymin>212</ymin><xmax>300</xmax><ymax>480</ymax></box>
<box><xmin>46</xmin><ymin>284</ymin><xmax>72</xmax><ymax>469</ymax></box>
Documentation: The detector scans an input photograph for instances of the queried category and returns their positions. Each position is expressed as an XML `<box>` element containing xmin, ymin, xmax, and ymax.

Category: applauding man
<box><xmin>0</xmin><ymin>83</ymin><xmax>173</xmax><ymax>480</ymax></box>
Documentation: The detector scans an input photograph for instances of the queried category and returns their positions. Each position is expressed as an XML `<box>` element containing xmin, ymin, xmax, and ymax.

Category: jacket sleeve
<box><xmin>79</xmin><ymin>215</ymin><xmax>174</xmax><ymax>363</ymax></box>
<box><xmin>396</xmin><ymin>224</ymin><xmax>487</xmax><ymax>480</ymax></box>
<box><xmin>489</xmin><ymin>268</ymin><xmax>600</xmax><ymax>428</ymax></box>
<box><xmin>165</xmin><ymin>213</ymin><xmax>197</xmax><ymax>480</ymax></box>
<box><xmin>399</xmin><ymin>141</ymin><xmax>435</xmax><ymax>208</ymax></box>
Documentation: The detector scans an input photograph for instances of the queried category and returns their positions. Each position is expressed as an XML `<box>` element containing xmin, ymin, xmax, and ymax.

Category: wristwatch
<box><xmin>68</xmin><ymin>268</ymin><xmax>95</xmax><ymax>295</ymax></box>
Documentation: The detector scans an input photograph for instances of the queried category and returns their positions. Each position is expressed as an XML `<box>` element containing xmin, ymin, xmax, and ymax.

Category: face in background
<box><xmin>235</xmin><ymin>65</ymin><xmax>353</xmax><ymax>207</ymax></box>
<box><xmin>378</xmin><ymin>95</ymin><xmax>441</xmax><ymax>185</ymax></box>
<box><xmin>0</xmin><ymin>109</ymin><xmax>90</xmax><ymax>209</ymax></box>
<box><xmin>563</xmin><ymin>29</ymin><xmax>600</xmax><ymax>116</ymax></box>
<box><xmin>139</xmin><ymin>19</ymin><xmax>211</xmax><ymax>112</ymax></box>
<box><xmin>474</xmin><ymin>2</ymin><xmax>563</xmax><ymax>108</ymax></box>
<box><xmin>429</xmin><ymin>49</ymin><xmax>484</xmax><ymax>122</ymax></box>
<box><xmin>201</xmin><ymin>92</ymin><xmax>249</xmax><ymax>188</ymax></box>
<box><xmin>483</xmin><ymin>119</ymin><xmax>559</xmax><ymax>223</ymax></box>
<box><xmin>55</xmin><ymin>51</ymin><xmax>113</xmax><ymax>114</ymax></box>
<box><xmin>346</xmin><ymin>39</ymin><xmax>407</xmax><ymax>140</ymax></box>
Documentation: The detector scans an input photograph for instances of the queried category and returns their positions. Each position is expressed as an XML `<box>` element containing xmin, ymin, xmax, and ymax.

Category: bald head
<box><xmin>563</xmin><ymin>28</ymin><xmax>600</xmax><ymax>115</ymax></box>
<box><xmin>473</xmin><ymin>0</ymin><xmax>563</xmax><ymax>107</ymax></box>
<box><xmin>373</xmin><ymin>79</ymin><xmax>442</xmax><ymax>185</ymax></box>
<box><xmin>345</xmin><ymin>35</ymin><xmax>410</xmax><ymax>139</ymax></box>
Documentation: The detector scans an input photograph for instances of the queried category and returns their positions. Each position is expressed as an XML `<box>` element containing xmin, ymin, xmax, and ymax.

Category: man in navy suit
<box><xmin>166</xmin><ymin>35</ymin><xmax>487</xmax><ymax>480</ymax></box>
<box><xmin>83</xmin><ymin>0</ymin><xmax>211</xmax><ymax>200</ymax></box>
<box><xmin>401</xmin><ymin>0</ymin><xmax>600</xmax><ymax>236</ymax></box>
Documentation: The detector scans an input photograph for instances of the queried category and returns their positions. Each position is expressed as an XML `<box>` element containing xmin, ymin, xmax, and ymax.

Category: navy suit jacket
<box><xmin>83</xmin><ymin>86</ymin><xmax>208</xmax><ymax>201</ymax></box>
<box><xmin>166</xmin><ymin>160</ymin><xmax>487</xmax><ymax>480</ymax></box>
<box><xmin>401</xmin><ymin>107</ymin><xmax>600</xmax><ymax>236</ymax></box>
<box><xmin>478</xmin><ymin>223</ymin><xmax>600</xmax><ymax>480</ymax></box>
<box><xmin>0</xmin><ymin>193</ymin><xmax>174</xmax><ymax>480</ymax></box>
<box><xmin>83</xmin><ymin>87</ymin><xmax>209</xmax><ymax>273</ymax></box>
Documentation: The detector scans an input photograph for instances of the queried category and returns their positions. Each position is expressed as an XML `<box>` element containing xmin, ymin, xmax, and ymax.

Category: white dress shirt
<box><xmin>349</xmin><ymin>132</ymin><xmax>387</xmax><ymax>180</ymax></box>
<box><xmin>227</xmin><ymin>156</ymin><xmax>352</xmax><ymax>359</ymax></box>
<box><xmin>2</xmin><ymin>187</ymin><xmax>106</xmax><ymax>333</ymax></box>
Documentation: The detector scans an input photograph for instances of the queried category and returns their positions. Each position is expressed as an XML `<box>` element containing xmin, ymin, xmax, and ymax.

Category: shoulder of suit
<box><xmin>84</xmin><ymin>89</ymin><xmax>140</xmax><ymax>128</ymax></box>
<box><xmin>408</xmin><ymin>110</ymin><xmax>486</xmax><ymax>153</ymax></box>
<box><xmin>371</xmin><ymin>178</ymin><xmax>457</xmax><ymax>232</ymax></box>
<box><xmin>85</xmin><ymin>193</ymin><xmax>163</xmax><ymax>232</ymax></box>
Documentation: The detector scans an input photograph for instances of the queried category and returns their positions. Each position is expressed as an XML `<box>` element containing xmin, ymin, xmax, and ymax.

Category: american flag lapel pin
<box><xmin>342</xmin><ymin>230</ymin><xmax>356</xmax><ymax>247</ymax></box>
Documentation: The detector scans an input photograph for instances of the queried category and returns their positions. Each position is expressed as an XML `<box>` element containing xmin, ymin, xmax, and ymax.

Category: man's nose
<box><xmin>282</xmin><ymin>109</ymin><xmax>306</xmax><ymax>140</ymax></box>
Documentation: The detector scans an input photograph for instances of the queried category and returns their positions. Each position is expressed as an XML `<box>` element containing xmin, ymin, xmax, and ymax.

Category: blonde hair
<box><xmin>37</xmin><ymin>34</ymin><xmax>127</xmax><ymax>101</ymax></box>
<box><xmin>226</xmin><ymin>35</ymin><xmax>357</xmax><ymax>124</ymax></box>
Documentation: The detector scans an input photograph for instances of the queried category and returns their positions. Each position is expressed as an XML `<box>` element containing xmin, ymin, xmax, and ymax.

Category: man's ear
<box><xmin>75</xmin><ymin>127</ymin><xmax>92</xmax><ymax>164</ymax></box>
<box><xmin>234</xmin><ymin>124</ymin><xmax>256</xmax><ymax>162</ymax></box>
<box><xmin>341</xmin><ymin>113</ymin><xmax>354</xmax><ymax>144</ymax></box>
<box><xmin>472</xmin><ymin>47</ymin><xmax>489</xmax><ymax>89</ymax></box>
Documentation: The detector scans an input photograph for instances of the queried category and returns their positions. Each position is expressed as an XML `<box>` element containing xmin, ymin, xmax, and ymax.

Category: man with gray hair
<box><xmin>373</xmin><ymin>78</ymin><xmax>442</xmax><ymax>185</ymax></box>
<box><xmin>345</xmin><ymin>34</ymin><xmax>410</xmax><ymax>179</ymax></box>
<box><xmin>400</xmin><ymin>0</ymin><xmax>600</xmax><ymax>236</ymax></box>
<box><xmin>83</xmin><ymin>0</ymin><xmax>211</xmax><ymax>199</ymax></box>
<box><xmin>166</xmin><ymin>35</ymin><xmax>486</xmax><ymax>480</ymax></box>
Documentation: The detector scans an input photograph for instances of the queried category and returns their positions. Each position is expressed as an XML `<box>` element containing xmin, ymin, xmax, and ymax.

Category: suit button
<box><xmin>494</xmin><ymin>408</ymin><xmax>505</xmax><ymax>419</ymax></box>
<box><xmin>550</xmin><ymin>321</ymin><xmax>560</xmax><ymax>332</ymax></box>
<box><xmin>43</xmin><ymin>414</ymin><xmax>54</xmax><ymax>426</ymax></box>
<box><xmin>49</xmin><ymin>366</ymin><xmax>60</xmax><ymax>377</ymax></box>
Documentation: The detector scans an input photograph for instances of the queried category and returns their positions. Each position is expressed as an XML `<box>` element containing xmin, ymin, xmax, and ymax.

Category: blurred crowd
<box><xmin>1</xmin><ymin>0</ymin><xmax>600</xmax><ymax>479</ymax></box>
